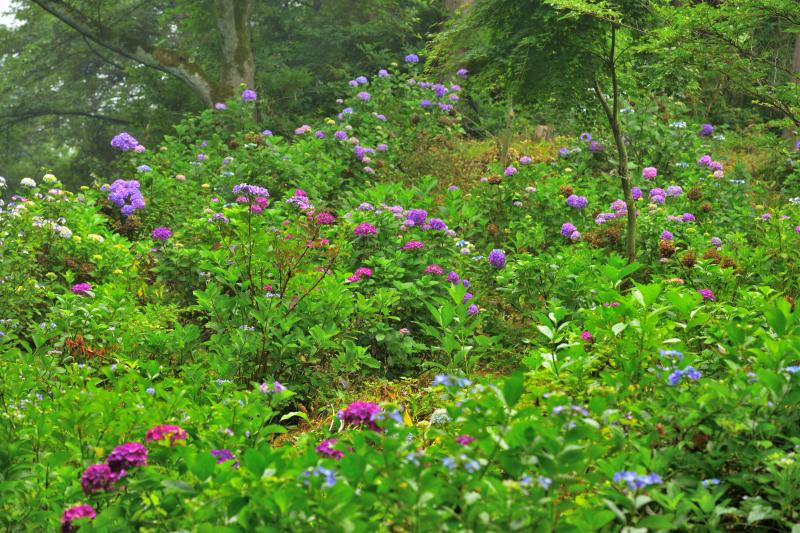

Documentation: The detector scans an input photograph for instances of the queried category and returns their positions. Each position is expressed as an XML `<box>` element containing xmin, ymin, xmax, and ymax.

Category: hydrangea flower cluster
<box><xmin>668</xmin><ymin>365</ymin><xmax>702</xmax><ymax>385</ymax></box>
<box><xmin>566</xmin><ymin>195</ymin><xmax>588</xmax><ymax>209</ymax></box>
<box><xmin>642</xmin><ymin>166</ymin><xmax>657</xmax><ymax>180</ymax></box>
<box><xmin>613</xmin><ymin>471</ymin><xmax>663</xmax><ymax>491</ymax></box>
<box><xmin>560</xmin><ymin>222</ymin><xmax>580</xmax><ymax>241</ymax></box>
<box><xmin>71</xmin><ymin>282</ymin><xmax>92</xmax><ymax>295</ymax></box>
<box><xmin>315</xmin><ymin>438</ymin><xmax>345</xmax><ymax>460</ymax></box>
<box><xmin>110</xmin><ymin>132</ymin><xmax>140</xmax><ymax>151</ymax></box>
<box><xmin>61</xmin><ymin>504</ymin><xmax>97</xmax><ymax>533</ymax></box>
<box><xmin>144</xmin><ymin>424</ymin><xmax>188</xmax><ymax>446</ymax></box>
<box><xmin>338</xmin><ymin>401</ymin><xmax>382</xmax><ymax>431</ymax></box>
<box><xmin>80</xmin><ymin>463</ymin><xmax>123</xmax><ymax>495</ymax></box>
<box><xmin>107</xmin><ymin>179</ymin><xmax>145</xmax><ymax>216</ymax></box>
<box><xmin>347</xmin><ymin>267</ymin><xmax>373</xmax><ymax>283</ymax></box>
<box><xmin>353</xmin><ymin>222</ymin><xmax>377</xmax><ymax>236</ymax></box>
<box><xmin>487</xmin><ymin>249</ymin><xmax>506</xmax><ymax>268</ymax></box>
<box><xmin>151</xmin><ymin>226</ymin><xmax>172</xmax><ymax>241</ymax></box>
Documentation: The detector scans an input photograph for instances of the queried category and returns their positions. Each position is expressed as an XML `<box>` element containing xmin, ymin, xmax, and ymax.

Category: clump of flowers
<box><xmin>642</xmin><ymin>166</ymin><xmax>657</xmax><ymax>180</ymax></box>
<box><xmin>353</xmin><ymin>222</ymin><xmax>377</xmax><ymax>237</ymax></box>
<box><xmin>80</xmin><ymin>463</ymin><xmax>123</xmax><ymax>494</ymax></box>
<box><xmin>316</xmin><ymin>438</ymin><xmax>345</xmax><ymax>460</ymax></box>
<box><xmin>241</xmin><ymin>89</ymin><xmax>257</xmax><ymax>102</ymax></box>
<box><xmin>347</xmin><ymin>267</ymin><xmax>373</xmax><ymax>283</ymax></box>
<box><xmin>406</xmin><ymin>209</ymin><xmax>427</xmax><ymax>226</ymax></box>
<box><xmin>699</xmin><ymin>288</ymin><xmax>715</xmax><ymax>301</ymax></box>
<box><xmin>151</xmin><ymin>226</ymin><xmax>172</xmax><ymax>241</ymax></box>
<box><xmin>403</xmin><ymin>240</ymin><xmax>424</xmax><ymax>250</ymax></box>
<box><xmin>145</xmin><ymin>424</ymin><xmax>188</xmax><ymax>446</ymax></box>
<box><xmin>110</xmin><ymin>132</ymin><xmax>140</xmax><ymax>151</ymax></box>
<box><xmin>613</xmin><ymin>471</ymin><xmax>663</xmax><ymax>491</ymax></box>
<box><xmin>566</xmin><ymin>195</ymin><xmax>588</xmax><ymax>209</ymax></box>
<box><xmin>424</xmin><ymin>264</ymin><xmax>444</xmax><ymax>275</ymax></box>
<box><xmin>315</xmin><ymin>212</ymin><xmax>335</xmax><ymax>225</ymax></box>
<box><xmin>455</xmin><ymin>435</ymin><xmax>476</xmax><ymax>446</ymax></box>
<box><xmin>61</xmin><ymin>504</ymin><xmax>96</xmax><ymax>533</ymax></box>
<box><xmin>487</xmin><ymin>249</ymin><xmax>506</xmax><ymax>268</ymax></box>
<box><xmin>699</xmin><ymin>123</ymin><xmax>714</xmax><ymax>136</ymax></box>
<box><xmin>106</xmin><ymin>442</ymin><xmax>147</xmax><ymax>472</ymax></box>
<box><xmin>668</xmin><ymin>365</ymin><xmax>702</xmax><ymax>385</ymax></box>
<box><xmin>338</xmin><ymin>401</ymin><xmax>382</xmax><ymax>431</ymax></box>
<box><xmin>211</xmin><ymin>449</ymin><xmax>237</xmax><ymax>466</ymax></box>
<box><xmin>560</xmin><ymin>223</ymin><xmax>580</xmax><ymax>241</ymax></box>
<box><xmin>71</xmin><ymin>283</ymin><xmax>92</xmax><ymax>295</ymax></box>
<box><xmin>107</xmin><ymin>179</ymin><xmax>145</xmax><ymax>216</ymax></box>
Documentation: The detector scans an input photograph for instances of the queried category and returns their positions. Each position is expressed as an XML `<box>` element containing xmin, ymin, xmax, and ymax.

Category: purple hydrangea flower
<box><xmin>561</xmin><ymin>223</ymin><xmax>577</xmax><ymax>237</ymax></box>
<box><xmin>106</xmin><ymin>442</ymin><xmax>147</xmax><ymax>473</ymax></box>
<box><xmin>357</xmin><ymin>91</ymin><xmax>370</xmax><ymax>101</ymax></box>
<box><xmin>151</xmin><ymin>226</ymin><xmax>172</xmax><ymax>241</ymax></box>
<box><xmin>81</xmin><ymin>463</ymin><xmax>123</xmax><ymax>494</ymax></box>
<box><xmin>642</xmin><ymin>166</ymin><xmax>657</xmax><ymax>180</ymax></box>
<box><xmin>405</xmin><ymin>54</ymin><xmax>420</xmax><ymax>64</ymax></box>
<box><xmin>406</xmin><ymin>209</ymin><xmax>427</xmax><ymax>225</ymax></box>
<box><xmin>699</xmin><ymin>123</ymin><xmax>714</xmax><ymax>137</ymax></box>
<box><xmin>61</xmin><ymin>505</ymin><xmax>96</xmax><ymax>533</ymax></box>
<box><xmin>241</xmin><ymin>89</ymin><xmax>257</xmax><ymax>102</ymax></box>
<box><xmin>488</xmin><ymin>249</ymin><xmax>506</xmax><ymax>268</ymax></box>
<box><xmin>566</xmin><ymin>195</ymin><xmax>588</xmax><ymax>209</ymax></box>
<box><xmin>316</xmin><ymin>438</ymin><xmax>345</xmax><ymax>460</ymax></box>
<box><xmin>338</xmin><ymin>401</ymin><xmax>382</xmax><ymax>430</ymax></box>
<box><xmin>110</xmin><ymin>132</ymin><xmax>139</xmax><ymax>151</ymax></box>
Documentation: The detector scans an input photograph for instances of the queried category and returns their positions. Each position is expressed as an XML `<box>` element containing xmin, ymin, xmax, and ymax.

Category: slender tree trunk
<box><xmin>498</xmin><ymin>97</ymin><xmax>514</xmax><ymax>169</ymax></box>
<box><xmin>785</xmin><ymin>33</ymin><xmax>800</xmax><ymax>138</ymax></box>
<box><xmin>594</xmin><ymin>25</ymin><xmax>636</xmax><ymax>263</ymax></box>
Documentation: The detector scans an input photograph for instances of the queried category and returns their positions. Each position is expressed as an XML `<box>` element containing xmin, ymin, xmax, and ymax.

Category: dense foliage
<box><xmin>1</xmin><ymin>52</ymin><xmax>800</xmax><ymax>531</ymax></box>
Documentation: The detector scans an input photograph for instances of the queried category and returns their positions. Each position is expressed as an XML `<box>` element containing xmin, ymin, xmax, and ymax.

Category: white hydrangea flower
<box><xmin>42</xmin><ymin>174</ymin><xmax>57</xmax><ymax>184</ymax></box>
<box><xmin>0</xmin><ymin>176</ymin><xmax>6</xmax><ymax>189</ymax></box>
<box><xmin>20</xmin><ymin>178</ymin><xmax>36</xmax><ymax>188</ymax></box>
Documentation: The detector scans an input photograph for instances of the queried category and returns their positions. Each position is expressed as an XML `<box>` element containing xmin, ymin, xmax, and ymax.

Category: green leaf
<box><xmin>503</xmin><ymin>372</ymin><xmax>525</xmax><ymax>407</ymax></box>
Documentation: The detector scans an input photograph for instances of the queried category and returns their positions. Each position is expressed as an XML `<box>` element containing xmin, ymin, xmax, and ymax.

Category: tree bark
<box><xmin>498</xmin><ymin>97</ymin><xmax>514</xmax><ymax>169</ymax></box>
<box><xmin>215</xmin><ymin>0</ymin><xmax>255</xmax><ymax>101</ymax></box>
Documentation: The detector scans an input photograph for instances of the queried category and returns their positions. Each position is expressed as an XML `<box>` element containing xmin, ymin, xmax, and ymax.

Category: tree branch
<box><xmin>31</xmin><ymin>0</ymin><xmax>214</xmax><ymax>105</ymax></box>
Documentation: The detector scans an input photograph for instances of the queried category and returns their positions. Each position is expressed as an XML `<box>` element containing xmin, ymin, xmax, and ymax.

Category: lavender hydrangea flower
<box><xmin>241</xmin><ymin>89</ymin><xmax>257</xmax><ymax>102</ymax></box>
<box><xmin>561</xmin><ymin>223</ymin><xmax>577</xmax><ymax>237</ymax></box>
<box><xmin>699</xmin><ymin>123</ymin><xmax>714</xmax><ymax>136</ymax></box>
<box><xmin>405</xmin><ymin>54</ymin><xmax>420</xmax><ymax>64</ymax></box>
<box><xmin>406</xmin><ymin>209</ymin><xmax>427</xmax><ymax>225</ymax></box>
<box><xmin>487</xmin><ymin>249</ymin><xmax>506</xmax><ymax>268</ymax></box>
<box><xmin>357</xmin><ymin>91</ymin><xmax>370</xmax><ymax>101</ymax></box>
<box><xmin>110</xmin><ymin>132</ymin><xmax>140</xmax><ymax>151</ymax></box>
<box><xmin>566</xmin><ymin>195</ymin><xmax>588</xmax><ymax>209</ymax></box>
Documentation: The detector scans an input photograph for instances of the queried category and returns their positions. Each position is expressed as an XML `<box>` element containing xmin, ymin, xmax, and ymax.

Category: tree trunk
<box><xmin>785</xmin><ymin>33</ymin><xmax>800</xmax><ymax>138</ymax></box>
<box><xmin>214</xmin><ymin>0</ymin><xmax>255</xmax><ymax>101</ymax></box>
<box><xmin>498</xmin><ymin>98</ymin><xmax>514</xmax><ymax>169</ymax></box>
<box><xmin>594</xmin><ymin>25</ymin><xmax>636</xmax><ymax>263</ymax></box>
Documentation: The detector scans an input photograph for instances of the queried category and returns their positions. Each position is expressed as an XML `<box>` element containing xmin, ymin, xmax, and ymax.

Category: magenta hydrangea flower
<box><xmin>241</xmin><ymin>89</ymin><xmax>257</xmax><ymax>102</ymax></box>
<box><xmin>145</xmin><ymin>424</ymin><xmax>188</xmax><ymax>446</ymax></box>
<box><xmin>71</xmin><ymin>283</ymin><xmax>92</xmax><ymax>295</ymax></box>
<box><xmin>402</xmin><ymin>240</ymin><xmax>424</xmax><ymax>250</ymax></box>
<box><xmin>642</xmin><ymin>167</ymin><xmax>657</xmax><ymax>180</ymax></box>
<box><xmin>106</xmin><ymin>442</ymin><xmax>147</xmax><ymax>473</ymax></box>
<box><xmin>151</xmin><ymin>226</ymin><xmax>172</xmax><ymax>241</ymax></box>
<box><xmin>81</xmin><ymin>463</ymin><xmax>123</xmax><ymax>494</ymax></box>
<box><xmin>697</xmin><ymin>155</ymin><xmax>712</xmax><ymax>167</ymax></box>
<box><xmin>580</xmin><ymin>330</ymin><xmax>594</xmax><ymax>343</ymax></box>
<box><xmin>488</xmin><ymin>249</ymin><xmax>506</xmax><ymax>268</ymax></box>
<box><xmin>455</xmin><ymin>435</ymin><xmax>476</xmax><ymax>446</ymax></box>
<box><xmin>353</xmin><ymin>222</ymin><xmax>377</xmax><ymax>236</ymax></box>
<box><xmin>425</xmin><ymin>264</ymin><xmax>444</xmax><ymax>275</ymax></box>
<box><xmin>61</xmin><ymin>504</ymin><xmax>96</xmax><ymax>533</ymax></box>
<box><xmin>315</xmin><ymin>212</ymin><xmax>336</xmax><ymax>225</ymax></box>
<box><xmin>316</xmin><ymin>438</ymin><xmax>345</xmax><ymax>460</ymax></box>
<box><xmin>338</xmin><ymin>401</ymin><xmax>382</xmax><ymax>431</ymax></box>
<box><xmin>699</xmin><ymin>289</ymin><xmax>716</xmax><ymax>301</ymax></box>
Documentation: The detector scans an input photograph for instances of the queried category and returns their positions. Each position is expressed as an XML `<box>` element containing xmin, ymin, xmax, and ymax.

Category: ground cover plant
<box><xmin>1</xmin><ymin>1</ymin><xmax>800</xmax><ymax>531</ymax></box>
